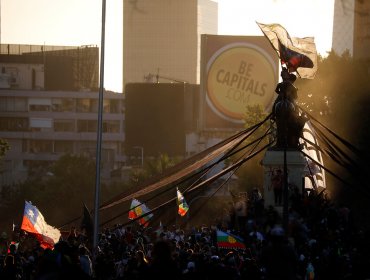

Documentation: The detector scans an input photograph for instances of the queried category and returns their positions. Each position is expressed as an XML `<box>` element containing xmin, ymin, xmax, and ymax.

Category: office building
<box><xmin>123</xmin><ymin>0</ymin><xmax>218</xmax><ymax>88</ymax></box>
<box><xmin>353</xmin><ymin>0</ymin><xmax>370</xmax><ymax>59</ymax></box>
<box><xmin>332</xmin><ymin>0</ymin><xmax>355</xmax><ymax>56</ymax></box>
<box><xmin>332</xmin><ymin>0</ymin><xmax>370</xmax><ymax>59</ymax></box>
<box><xmin>0</xmin><ymin>44</ymin><xmax>125</xmax><ymax>186</ymax></box>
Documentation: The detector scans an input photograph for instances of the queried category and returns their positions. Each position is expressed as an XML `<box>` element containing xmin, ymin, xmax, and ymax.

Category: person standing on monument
<box><xmin>271</xmin><ymin>169</ymin><xmax>284</xmax><ymax>206</ymax></box>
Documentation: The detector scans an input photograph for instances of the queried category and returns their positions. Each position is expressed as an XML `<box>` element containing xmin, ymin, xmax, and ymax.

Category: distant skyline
<box><xmin>1</xmin><ymin>0</ymin><xmax>334</xmax><ymax>92</ymax></box>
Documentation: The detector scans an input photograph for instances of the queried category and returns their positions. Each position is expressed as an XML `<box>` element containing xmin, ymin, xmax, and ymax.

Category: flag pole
<box><xmin>93</xmin><ymin>0</ymin><xmax>106</xmax><ymax>260</ymax></box>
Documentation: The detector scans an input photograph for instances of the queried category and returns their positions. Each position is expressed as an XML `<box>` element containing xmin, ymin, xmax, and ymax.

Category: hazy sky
<box><xmin>1</xmin><ymin>0</ymin><xmax>334</xmax><ymax>92</ymax></box>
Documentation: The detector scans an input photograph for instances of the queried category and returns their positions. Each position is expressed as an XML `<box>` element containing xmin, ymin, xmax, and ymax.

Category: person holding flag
<box><xmin>20</xmin><ymin>201</ymin><xmax>61</xmax><ymax>249</ymax></box>
<box><xmin>176</xmin><ymin>188</ymin><xmax>189</xmax><ymax>217</ymax></box>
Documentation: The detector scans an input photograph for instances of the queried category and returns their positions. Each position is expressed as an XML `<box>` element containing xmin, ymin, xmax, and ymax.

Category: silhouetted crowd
<box><xmin>1</xmin><ymin>188</ymin><xmax>370</xmax><ymax>280</ymax></box>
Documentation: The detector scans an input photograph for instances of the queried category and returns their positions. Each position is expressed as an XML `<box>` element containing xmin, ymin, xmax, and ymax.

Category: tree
<box><xmin>129</xmin><ymin>153</ymin><xmax>182</xmax><ymax>185</ymax></box>
<box><xmin>0</xmin><ymin>139</ymin><xmax>10</xmax><ymax>158</ymax></box>
<box><xmin>230</xmin><ymin>104</ymin><xmax>270</xmax><ymax>194</ymax></box>
<box><xmin>243</xmin><ymin>104</ymin><xmax>270</xmax><ymax>142</ymax></box>
<box><xmin>296</xmin><ymin>52</ymin><xmax>370</xmax><ymax>226</ymax></box>
<box><xmin>49</xmin><ymin>153</ymin><xmax>96</xmax><ymax>194</ymax></box>
<box><xmin>296</xmin><ymin>52</ymin><xmax>370</xmax><ymax>159</ymax></box>
<box><xmin>0</xmin><ymin>154</ymin><xmax>98</xmax><ymax>229</ymax></box>
<box><xmin>296</xmin><ymin>51</ymin><xmax>370</xmax><ymax>143</ymax></box>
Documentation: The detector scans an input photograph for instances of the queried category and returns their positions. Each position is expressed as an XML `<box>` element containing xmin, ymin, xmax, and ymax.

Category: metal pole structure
<box><xmin>93</xmin><ymin>0</ymin><xmax>106</xmax><ymax>260</ymax></box>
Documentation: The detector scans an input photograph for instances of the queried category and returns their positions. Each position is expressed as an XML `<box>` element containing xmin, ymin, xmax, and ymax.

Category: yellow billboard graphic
<box><xmin>206</xmin><ymin>42</ymin><xmax>278</xmax><ymax>124</ymax></box>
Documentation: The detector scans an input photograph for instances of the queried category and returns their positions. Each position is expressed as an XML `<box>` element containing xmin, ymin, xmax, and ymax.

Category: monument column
<box><xmin>262</xmin><ymin>148</ymin><xmax>306</xmax><ymax>211</ymax></box>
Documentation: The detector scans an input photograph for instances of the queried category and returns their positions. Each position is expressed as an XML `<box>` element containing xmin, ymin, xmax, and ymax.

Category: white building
<box><xmin>0</xmin><ymin>44</ymin><xmax>126</xmax><ymax>186</ymax></box>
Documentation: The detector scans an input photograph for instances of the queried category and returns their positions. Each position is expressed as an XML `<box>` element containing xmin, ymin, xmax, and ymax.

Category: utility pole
<box><xmin>93</xmin><ymin>0</ymin><xmax>106</xmax><ymax>261</ymax></box>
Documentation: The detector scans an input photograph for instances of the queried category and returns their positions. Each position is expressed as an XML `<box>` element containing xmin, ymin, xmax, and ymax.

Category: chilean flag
<box><xmin>21</xmin><ymin>201</ymin><xmax>61</xmax><ymax>249</ymax></box>
<box><xmin>256</xmin><ymin>22</ymin><xmax>318</xmax><ymax>79</ymax></box>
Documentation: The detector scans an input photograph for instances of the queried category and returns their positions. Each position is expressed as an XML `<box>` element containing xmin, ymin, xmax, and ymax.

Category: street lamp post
<box><xmin>133</xmin><ymin>146</ymin><xmax>144</xmax><ymax>167</ymax></box>
<box><xmin>93</xmin><ymin>0</ymin><xmax>106</xmax><ymax>261</ymax></box>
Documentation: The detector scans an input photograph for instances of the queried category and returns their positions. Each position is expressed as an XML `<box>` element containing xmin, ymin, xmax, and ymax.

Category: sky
<box><xmin>1</xmin><ymin>0</ymin><xmax>334</xmax><ymax>93</ymax></box>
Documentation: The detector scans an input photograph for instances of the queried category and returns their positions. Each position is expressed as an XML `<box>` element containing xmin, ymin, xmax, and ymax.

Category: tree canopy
<box><xmin>0</xmin><ymin>139</ymin><xmax>10</xmax><ymax>159</ymax></box>
<box><xmin>295</xmin><ymin>51</ymin><xmax>370</xmax><ymax>223</ymax></box>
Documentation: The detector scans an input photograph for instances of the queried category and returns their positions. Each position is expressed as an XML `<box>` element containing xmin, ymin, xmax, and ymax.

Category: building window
<box><xmin>87</xmin><ymin>120</ymin><xmax>97</xmax><ymax>132</ymax></box>
<box><xmin>103</xmin><ymin>99</ymin><xmax>110</xmax><ymax>113</ymax></box>
<box><xmin>14</xmin><ymin>97</ymin><xmax>27</xmax><ymax>111</ymax></box>
<box><xmin>110</xmin><ymin>100</ymin><xmax>120</xmax><ymax>113</ymax></box>
<box><xmin>76</xmin><ymin>99</ymin><xmax>91</xmax><ymax>113</ymax></box>
<box><xmin>90</xmin><ymin>99</ymin><xmax>98</xmax><ymax>113</ymax></box>
<box><xmin>29</xmin><ymin>104</ymin><xmax>51</xmax><ymax>112</ymax></box>
<box><xmin>29</xmin><ymin>118</ymin><xmax>52</xmax><ymax>132</ymax></box>
<box><xmin>29</xmin><ymin>140</ymin><xmax>53</xmax><ymax>153</ymax></box>
<box><xmin>0</xmin><ymin>97</ymin><xmax>27</xmax><ymax>112</ymax></box>
<box><xmin>77</xmin><ymin>120</ymin><xmax>97</xmax><ymax>132</ymax></box>
<box><xmin>103</xmin><ymin>120</ymin><xmax>120</xmax><ymax>133</ymax></box>
<box><xmin>54</xmin><ymin>141</ymin><xmax>73</xmax><ymax>153</ymax></box>
<box><xmin>22</xmin><ymin>139</ymin><xmax>27</xmax><ymax>153</ymax></box>
<box><xmin>52</xmin><ymin>98</ymin><xmax>75</xmax><ymax>112</ymax></box>
<box><xmin>0</xmin><ymin>117</ymin><xmax>28</xmax><ymax>131</ymax></box>
<box><xmin>77</xmin><ymin>120</ymin><xmax>87</xmax><ymax>132</ymax></box>
<box><xmin>54</xmin><ymin>119</ymin><xmax>75</xmax><ymax>132</ymax></box>
<box><xmin>29</xmin><ymin>98</ymin><xmax>51</xmax><ymax>111</ymax></box>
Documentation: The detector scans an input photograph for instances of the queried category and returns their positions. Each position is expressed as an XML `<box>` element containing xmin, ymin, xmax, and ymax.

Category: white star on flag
<box><xmin>28</xmin><ymin>209</ymin><xmax>34</xmax><ymax>218</ymax></box>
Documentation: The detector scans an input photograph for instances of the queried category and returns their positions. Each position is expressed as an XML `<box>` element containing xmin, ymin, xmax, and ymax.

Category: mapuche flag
<box><xmin>21</xmin><ymin>201</ymin><xmax>61</xmax><ymax>249</ymax></box>
<box><xmin>128</xmin><ymin>199</ymin><xmax>153</xmax><ymax>227</ymax></box>
<box><xmin>217</xmin><ymin>230</ymin><xmax>246</xmax><ymax>250</ymax></box>
<box><xmin>256</xmin><ymin>22</ymin><xmax>318</xmax><ymax>79</ymax></box>
<box><xmin>176</xmin><ymin>188</ymin><xmax>189</xmax><ymax>217</ymax></box>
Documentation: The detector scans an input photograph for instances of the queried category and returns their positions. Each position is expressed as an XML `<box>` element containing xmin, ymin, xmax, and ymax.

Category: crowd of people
<box><xmin>1</xmin><ymin>187</ymin><xmax>370</xmax><ymax>280</ymax></box>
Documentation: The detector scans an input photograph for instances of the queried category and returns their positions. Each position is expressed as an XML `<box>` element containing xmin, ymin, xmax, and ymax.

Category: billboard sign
<box><xmin>200</xmin><ymin>35</ymin><xmax>279</xmax><ymax>130</ymax></box>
